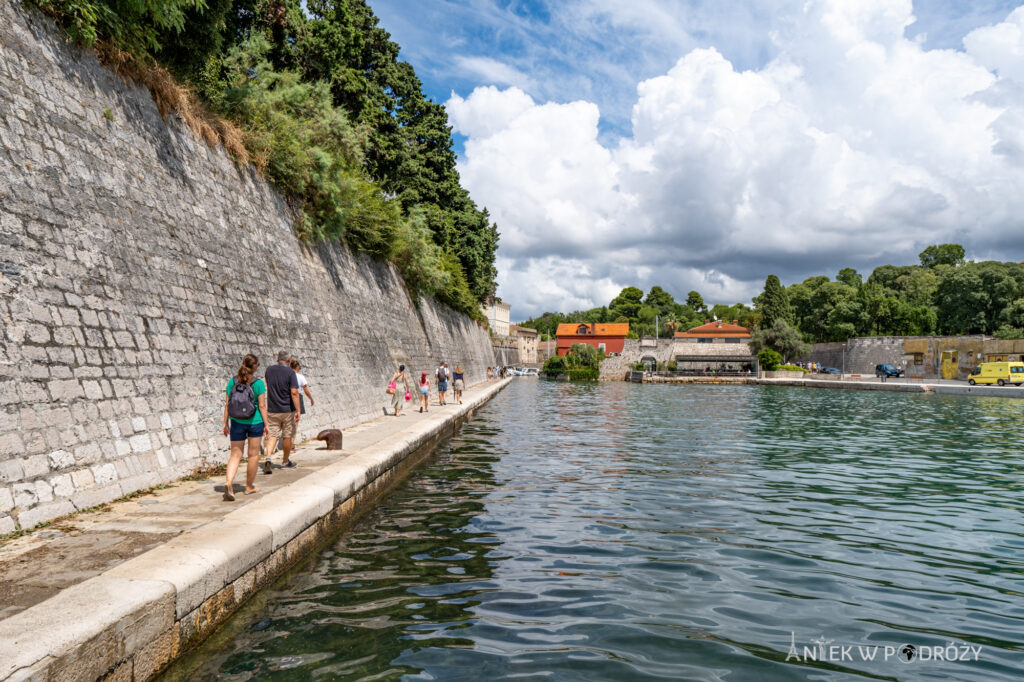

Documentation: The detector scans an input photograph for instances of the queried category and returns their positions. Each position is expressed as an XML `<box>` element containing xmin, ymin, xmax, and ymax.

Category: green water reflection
<box><xmin>163</xmin><ymin>382</ymin><xmax>1024</xmax><ymax>681</ymax></box>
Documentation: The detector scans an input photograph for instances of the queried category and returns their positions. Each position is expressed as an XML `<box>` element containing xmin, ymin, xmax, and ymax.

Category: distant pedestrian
<box><xmin>419</xmin><ymin>370</ymin><xmax>430</xmax><ymax>412</ymax></box>
<box><xmin>221</xmin><ymin>354</ymin><xmax>267</xmax><ymax>501</ymax></box>
<box><xmin>453</xmin><ymin>364</ymin><xmax>465</xmax><ymax>405</ymax></box>
<box><xmin>263</xmin><ymin>350</ymin><xmax>300</xmax><ymax>473</ymax></box>
<box><xmin>436</xmin><ymin>362</ymin><xmax>450</xmax><ymax>405</ymax></box>
<box><xmin>487</xmin><ymin>366</ymin><xmax>493</xmax><ymax>379</ymax></box>
<box><xmin>386</xmin><ymin>364</ymin><xmax>411</xmax><ymax>417</ymax></box>
<box><xmin>290</xmin><ymin>359</ymin><xmax>314</xmax><ymax>415</ymax></box>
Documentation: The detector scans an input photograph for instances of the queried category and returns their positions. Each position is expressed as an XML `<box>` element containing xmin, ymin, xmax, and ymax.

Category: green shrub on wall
<box><xmin>777</xmin><ymin>364</ymin><xmax>809</xmax><ymax>373</ymax></box>
<box><xmin>25</xmin><ymin>0</ymin><xmax>496</xmax><ymax>325</ymax></box>
<box><xmin>758</xmin><ymin>348</ymin><xmax>782</xmax><ymax>371</ymax></box>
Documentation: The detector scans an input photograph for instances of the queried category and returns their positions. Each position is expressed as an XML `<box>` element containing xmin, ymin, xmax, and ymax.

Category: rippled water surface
<box><xmin>164</xmin><ymin>382</ymin><xmax>1024</xmax><ymax>680</ymax></box>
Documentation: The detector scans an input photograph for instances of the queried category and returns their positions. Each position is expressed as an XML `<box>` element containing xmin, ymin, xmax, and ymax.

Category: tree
<box><xmin>749</xmin><ymin>319</ymin><xmax>810</xmax><ymax>361</ymax></box>
<box><xmin>837</xmin><ymin>267</ymin><xmax>862</xmax><ymax>287</ymax></box>
<box><xmin>758</xmin><ymin>275</ymin><xmax>793</xmax><ymax>329</ymax></box>
<box><xmin>609</xmin><ymin>286</ymin><xmax>644</xmax><ymax>321</ymax></box>
<box><xmin>644</xmin><ymin>286</ymin><xmax>676</xmax><ymax>315</ymax></box>
<box><xmin>686</xmin><ymin>290</ymin><xmax>706</xmax><ymax>314</ymax></box>
<box><xmin>919</xmin><ymin>243</ymin><xmax>965</xmax><ymax>268</ymax></box>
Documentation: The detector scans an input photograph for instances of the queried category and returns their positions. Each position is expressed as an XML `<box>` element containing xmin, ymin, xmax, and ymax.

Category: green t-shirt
<box><xmin>226</xmin><ymin>377</ymin><xmax>266</xmax><ymax>425</ymax></box>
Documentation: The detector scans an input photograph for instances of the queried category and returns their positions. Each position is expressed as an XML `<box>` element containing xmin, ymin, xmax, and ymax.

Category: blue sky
<box><xmin>377</xmin><ymin>0</ymin><xmax>1019</xmax><ymax>147</ymax></box>
<box><xmin>371</xmin><ymin>1</ymin><xmax>1024</xmax><ymax>319</ymax></box>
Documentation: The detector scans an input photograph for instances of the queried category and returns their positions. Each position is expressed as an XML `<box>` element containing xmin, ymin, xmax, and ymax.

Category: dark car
<box><xmin>875</xmin><ymin>363</ymin><xmax>903</xmax><ymax>378</ymax></box>
<box><xmin>820</xmin><ymin>367</ymin><xmax>842</xmax><ymax>375</ymax></box>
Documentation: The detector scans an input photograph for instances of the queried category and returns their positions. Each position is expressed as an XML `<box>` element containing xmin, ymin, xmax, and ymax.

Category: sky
<box><xmin>373</xmin><ymin>0</ymin><xmax>1024</xmax><ymax>321</ymax></box>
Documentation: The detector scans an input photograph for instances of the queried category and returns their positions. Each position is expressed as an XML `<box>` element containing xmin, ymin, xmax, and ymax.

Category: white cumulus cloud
<box><xmin>446</xmin><ymin>0</ymin><xmax>1024</xmax><ymax>319</ymax></box>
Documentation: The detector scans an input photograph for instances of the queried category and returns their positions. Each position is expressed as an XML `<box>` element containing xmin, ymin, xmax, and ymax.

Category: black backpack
<box><xmin>228</xmin><ymin>381</ymin><xmax>256</xmax><ymax>419</ymax></box>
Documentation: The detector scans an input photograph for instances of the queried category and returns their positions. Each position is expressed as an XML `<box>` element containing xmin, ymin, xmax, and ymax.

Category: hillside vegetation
<box><xmin>29</xmin><ymin>0</ymin><xmax>497</xmax><ymax>322</ymax></box>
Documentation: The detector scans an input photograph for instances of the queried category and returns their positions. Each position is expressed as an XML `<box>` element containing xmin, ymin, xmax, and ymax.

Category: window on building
<box><xmin>697</xmin><ymin>338</ymin><xmax>712</xmax><ymax>343</ymax></box>
<box><xmin>913</xmin><ymin>353</ymin><xmax>923</xmax><ymax>365</ymax></box>
<box><xmin>577</xmin><ymin>324</ymin><xmax>589</xmax><ymax>335</ymax></box>
<box><xmin>599</xmin><ymin>343</ymin><xmax>606</xmax><ymax>353</ymax></box>
<box><xmin>725</xmin><ymin>338</ymin><xmax>743</xmax><ymax>343</ymax></box>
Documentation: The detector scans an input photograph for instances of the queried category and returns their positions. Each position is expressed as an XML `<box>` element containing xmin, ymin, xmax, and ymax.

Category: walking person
<box><xmin>263</xmin><ymin>350</ymin><xmax>300</xmax><ymax>473</ymax></box>
<box><xmin>436</xmin><ymin>361</ymin><xmax>450</xmax><ymax>405</ymax></box>
<box><xmin>453</xmin><ymin>364</ymin><xmax>465</xmax><ymax>405</ymax></box>
<box><xmin>221</xmin><ymin>354</ymin><xmax>267</xmax><ymax>501</ymax></box>
<box><xmin>419</xmin><ymin>370</ymin><xmax>430</xmax><ymax>413</ymax></box>
<box><xmin>385</xmin><ymin>364</ymin><xmax>411</xmax><ymax>417</ymax></box>
<box><xmin>290</xmin><ymin>359</ymin><xmax>314</xmax><ymax>414</ymax></box>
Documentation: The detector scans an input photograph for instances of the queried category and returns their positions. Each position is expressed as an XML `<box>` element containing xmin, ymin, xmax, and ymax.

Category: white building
<box><xmin>481</xmin><ymin>297</ymin><xmax>510</xmax><ymax>336</ymax></box>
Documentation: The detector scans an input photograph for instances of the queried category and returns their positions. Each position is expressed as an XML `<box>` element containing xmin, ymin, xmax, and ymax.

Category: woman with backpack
<box><xmin>221</xmin><ymin>354</ymin><xmax>268</xmax><ymax>501</ymax></box>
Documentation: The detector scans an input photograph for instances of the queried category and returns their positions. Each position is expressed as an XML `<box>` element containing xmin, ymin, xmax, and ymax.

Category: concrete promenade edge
<box><xmin>0</xmin><ymin>378</ymin><xmax>512</xmax><ymax>682</ymax></box>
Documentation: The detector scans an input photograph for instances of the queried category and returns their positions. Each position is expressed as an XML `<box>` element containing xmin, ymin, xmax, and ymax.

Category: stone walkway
<box><xmin>0</xmin><ymin>380</ymin><xmax>505</xmax><ymax>622</ymax></box>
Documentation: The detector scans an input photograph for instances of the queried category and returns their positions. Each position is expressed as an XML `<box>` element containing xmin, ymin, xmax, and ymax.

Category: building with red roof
<box><xmin>675</xmin><ymin>319</ymin><xmax>751</xmax><ymax>343</ymax></box>
<box><xmin>556</xmin><ymin>322</ymin><xmax>629</xmax><ymax>356</ymax></box>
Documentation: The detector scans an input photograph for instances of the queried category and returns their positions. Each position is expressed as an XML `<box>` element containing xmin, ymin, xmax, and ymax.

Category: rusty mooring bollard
<box><xmin>316</xmin><ymin>429</ymin><xmax>343</xmax><ymax>450</ymax></box>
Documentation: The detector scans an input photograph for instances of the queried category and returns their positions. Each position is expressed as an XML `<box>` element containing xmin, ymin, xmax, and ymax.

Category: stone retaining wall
<box><xmin>0</xmin><ymin>1</ymin><xmax>495</xmax><ymax>532</ymax></box>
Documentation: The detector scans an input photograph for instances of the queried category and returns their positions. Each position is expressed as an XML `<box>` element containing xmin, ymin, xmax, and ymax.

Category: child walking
<box><xmin>419</xmin><ymin>370</ymin><xmax>430</xmax><ymax>413</ymax></box>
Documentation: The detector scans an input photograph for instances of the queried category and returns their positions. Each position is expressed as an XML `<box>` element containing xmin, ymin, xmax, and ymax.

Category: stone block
<box><xmin>0</xmin><ymin>576</ymin><xmax>174</xmax><ymax>681</ymax></box>
<box><xmin>12</xmin><ymin>482</ymin><xmax>36</xmax><ymax>508</ymax></box>
<box><xmin>0</xmin><ymin>432</ymin><xmax>23</xmax><ymax>457</ymax></box>
<box><xmin>22</xmin><ymin>454</ymin><xmax>48</xmax><ymax>478</ymax></box>
<box><xmin>33</xmin><ymin>479</ymin><xmax>53</xmax><ymax>503</ymax></box>
<box><xmin>70</xmin><ymin>482</ymin><xmax>121</xmax><ymax>510</ymax></box>
<box><xmin>129</xmin><ymin>433</ymin><xmax>152</xmax><ymax>453</ymax></box>
<box><xmin>50</xmin><ymin>473</ymin><xmax>73</xmax><ymax>498</ymax></box>
<box><xmin>0</xmin><ymin>514</ymin><xmax>15</xmax><ymax>535</ymax></box>
<box><xmin>47</xmin><ymin>448</ymin><xmax>74</xmax><ymax>470</ymax></box>
<box><xmin>224</xmin><ymin>482</ymin><xmax>334</xmax><ymax>551</ymax></box>
<box><xmin>16</xmin><ymin>498</ymin><xmax>73</xmax><ymax>528</ymax></box>
<box><xmin>70</xmin><ymin>468</ymin><xmax>94</xmax><ymax>489</ymax></box>
<box><xmin>0</xmin><ymin>487</ymin><xmax>13</xmax><ymax>513</ymax></box>
<box><xmin>105</xmin><ymin>542</ymin><xmax>228</xmax><ymax>619</ymax></box>
<box><xmin>0</xmin><ymin>459</ymin><xmax>24</xmax><ymax>483</ymax></box>
<box><xmin>91</xmin><ymin>462</ymin><xmax>116</xmax><ymax>485</ymax></box>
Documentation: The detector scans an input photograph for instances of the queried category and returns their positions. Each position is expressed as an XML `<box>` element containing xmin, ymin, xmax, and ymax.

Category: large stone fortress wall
<box><xmin>0</xmin><ymin>1</ymin><xmax>494</xmax><ymax>532</ymax></box>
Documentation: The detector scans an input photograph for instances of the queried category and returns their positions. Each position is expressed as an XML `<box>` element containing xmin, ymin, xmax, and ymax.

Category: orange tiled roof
<box><xmin>675</xmin><ymin>320</ymin><xmax>750</xmax><ymax>338</ymax></box>
<box><xmin>556</xmin><ymin>322</ymin><xmax>630</xmax><ymax>337</ymax></box>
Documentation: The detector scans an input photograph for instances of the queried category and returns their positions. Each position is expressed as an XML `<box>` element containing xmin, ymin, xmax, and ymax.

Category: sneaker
<box><xmin>263</xmin><ymin>460</ymin><xmax>273</xmax><ymax>475</ymax></box>
<box><xmin>282</xmin><ymin>460</ymin><xmax>297</xmax><ymax>469</ymax></box>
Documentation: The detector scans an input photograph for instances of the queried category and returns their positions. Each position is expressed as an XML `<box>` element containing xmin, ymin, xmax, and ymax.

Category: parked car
<box><xmin>875</xmin><ymin>364</ymin><xmax>904</xmax><ymax>378</ymax></box>
<box><xmin>820</xmin><ymin>367</ymin><xmax>842</xmax><ymax>375</ymax></box>
<box><xmin>968</xmin><ymin>361</ymin><xmax>1024</xmax><ymax>386</ymax></box>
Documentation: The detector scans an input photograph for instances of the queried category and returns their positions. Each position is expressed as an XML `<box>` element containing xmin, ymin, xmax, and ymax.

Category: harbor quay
<box><xmin>636</xmin><ymin>374</ymin><xmax>1024</xmax><ymax>399</ymax></box>
<box><xmin>0</xmin><ymin>378</ymin><xmax>511</xmax><ymax>681</ymax></box>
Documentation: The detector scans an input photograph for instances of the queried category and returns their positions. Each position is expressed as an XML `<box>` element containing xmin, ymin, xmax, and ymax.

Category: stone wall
<box><xmin>0</xmin><ymin>2</ymin><xmax>494</xmax><ymax>532</ymax></box>
<box><xmin>797</xmin><ymin>337</ymin><xmax>907</xmax><ymax>374</ymax></box>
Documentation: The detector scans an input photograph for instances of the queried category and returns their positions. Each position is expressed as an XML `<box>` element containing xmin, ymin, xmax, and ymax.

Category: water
<box><xmin>163</xmin><ymin>382</ymin><xmax>1024</xmax><ymax>680</ymax></box>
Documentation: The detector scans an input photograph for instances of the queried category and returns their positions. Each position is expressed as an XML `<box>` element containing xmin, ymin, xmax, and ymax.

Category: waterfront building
<box><xmin>674</xmin><ymin>319</ymin><xmax>752</xmax><ymax>343</ymax></box>
<box><xmin>673</xmin><ymin>320</ymin><xmax>755</xmax><ymax>371</ymax></box>
<box><xmin>555</xmin><ymin>322</ymin><xmax>629</xmax><ymax>356</ymax></box>
<box><xmin>481</xmin><ymin>297</ymin><xmax>511</xmax><ymax>336</ymax></box>
<box><xmin>510</xmin><ymin>325</ymin><xmax>539</xmax><ymax>364</ymax></box>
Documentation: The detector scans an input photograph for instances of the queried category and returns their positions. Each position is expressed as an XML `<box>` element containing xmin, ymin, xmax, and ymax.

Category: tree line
<box><xmin>517</xmin><ymin>286</ymin><xmax>757</xmax><ymax>340</ymax></box>
<box><xmin>519</xmin><ymin>244</ymin><xmax>1024</xmax><ymax>359</ymax></box>
<box><xmin>30</xmin><ymin>0</ymin><xmax>498</xmax><ymax>321</ymax></box>
<box><xmin>759</xmin><ymin>244</ymin><xmax>1024</xmax><ymax>347</ymax></box>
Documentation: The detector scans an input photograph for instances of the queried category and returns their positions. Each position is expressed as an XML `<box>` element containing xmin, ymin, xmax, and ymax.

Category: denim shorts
<box><xmin>230</xmin><ymin>420</ymin><xmax>265</xmax><ymax>442</ymax></box>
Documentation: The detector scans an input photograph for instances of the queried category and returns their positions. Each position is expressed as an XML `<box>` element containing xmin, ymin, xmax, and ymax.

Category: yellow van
<box><xmin>968</xmin><ymin>362</ymin><xmax>1024</xmax><ymax>386</ymax></box>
